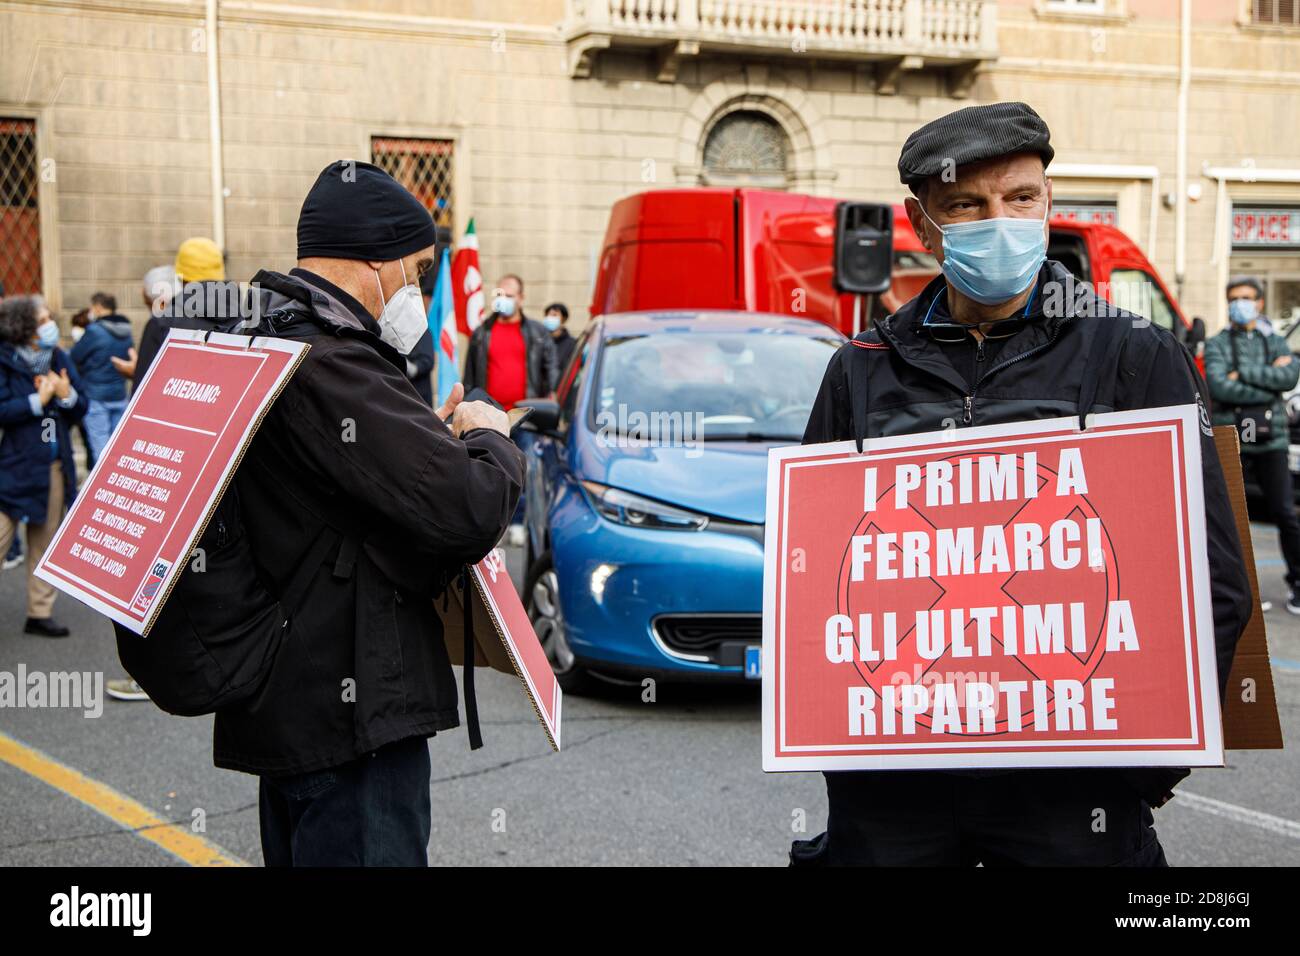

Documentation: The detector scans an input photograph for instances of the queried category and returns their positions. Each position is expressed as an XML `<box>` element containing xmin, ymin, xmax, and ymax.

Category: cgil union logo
<box><xmin>49</xmin><ymin>886</ymin><xmax>151</xmax><ymax>936</ymax></box>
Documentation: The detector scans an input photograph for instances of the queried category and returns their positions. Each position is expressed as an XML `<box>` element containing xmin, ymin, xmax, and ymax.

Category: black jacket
<box><xmin>552</xmin><ymin>327</ymin><xmax>578</xmax><ymax>375</ymax></box>
<box><xmin>133</xmin><ymin>281</ymin><xmax>242</xmax><ymax>385</ymax></box>
<box><xmin>211</xmin><ymin>268</ymin><xmax>524</xmax><ymax>775</ymax></box>
<box><xmin>463</xmin><ymin>313</ymin><xmax>558</xmax><ymax>401</ymax></box>
<box><xmin>805</xmin><ymin>261</ymin><xmax>1252</xmax><ymax>805</ymax></box>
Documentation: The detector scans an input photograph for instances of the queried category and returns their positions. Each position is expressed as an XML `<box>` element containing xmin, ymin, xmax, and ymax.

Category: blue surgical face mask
<box><xmin>921</xmin><ymin>204</ymin><xmax>1049</xmax><ymax>306</ymax></box>
<box><xmin>36</xmin><ymin>321</ymin><xmax>59</xmax><ymax>349</ymax></box>
<box><xmin>1228</xmin><ymin>298</ymin><xmax>1259</xmax><ymax>326</ymax></box>
<box><xmin>493</xmin><ymin>295</ymin><xmax>517</xmax><ymax>318</ymax></box>
<box><xmin>542</xmin><ymin>315</ymin><xmax>562</xmax><ymax>333</ymax></box>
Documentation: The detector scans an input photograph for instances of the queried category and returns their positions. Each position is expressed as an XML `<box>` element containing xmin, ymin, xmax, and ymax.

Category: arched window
<box><xmin>701</xmin><ymin>110</ymin><xmax>790</xmax><ymax>189</ymax></box>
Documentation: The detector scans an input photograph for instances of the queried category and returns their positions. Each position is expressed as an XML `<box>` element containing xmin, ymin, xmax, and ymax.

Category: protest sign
<box><xmin>762</xmin><ymin>405</ymin><xmax>1222</xmax><ymax>771</ymax></box>
<box><xmin>35</xmin><ymin>329</ymin><xmax>308</xmax><ymax>635</ymax></box>
<box><xmin>439</xmin><ymin>548</ymin><xmax>562</xmax><ymax>751</ymax></box>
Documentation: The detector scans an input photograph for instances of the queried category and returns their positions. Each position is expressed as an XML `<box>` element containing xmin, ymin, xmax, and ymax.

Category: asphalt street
<box><xmin>0</xmin><ymin>527</ymin><xmax>1297</xmax><ymax>867</ymax></box>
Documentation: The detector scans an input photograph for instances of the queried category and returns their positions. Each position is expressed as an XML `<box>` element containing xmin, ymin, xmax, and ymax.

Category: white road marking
<box><xmin>1175</xmin><ymin>790</ymin><xmax>1300</xmax><ymax>840</ymax></box>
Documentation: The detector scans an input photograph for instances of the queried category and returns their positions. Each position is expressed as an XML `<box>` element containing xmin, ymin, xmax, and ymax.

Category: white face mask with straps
<box><xmin>372</xmin><ymin>258</ymin><xmax>427</xmax><ymax>355</ymax></box>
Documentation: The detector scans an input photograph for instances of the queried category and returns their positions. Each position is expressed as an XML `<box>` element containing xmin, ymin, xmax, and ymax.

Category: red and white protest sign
<box><xmin>35</xmin><ymin>329</ymin><xmax>308</xmax><ymax>635</ymax></box>
<box><xmin>762</xmin><ymin>405</ymin><xmax>1222</xmax><ymax>771</ymax></box>
<box><xmin>470</xmin><ymin>548</ymin><xmax>562</xmax><ymax>750</ymax></box>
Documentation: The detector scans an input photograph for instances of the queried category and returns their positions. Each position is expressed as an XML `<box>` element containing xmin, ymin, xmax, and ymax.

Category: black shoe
<box><xmin>24</xmin><ymin>617</ymin><xmax>70</xmax><ymax>637</ymax></box>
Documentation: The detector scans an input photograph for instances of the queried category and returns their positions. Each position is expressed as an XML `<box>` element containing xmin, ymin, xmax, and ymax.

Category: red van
<box><xmin>591</xmin><ymin>188</ymin><xmax>1205</xmax><ymax>352</ymax></box>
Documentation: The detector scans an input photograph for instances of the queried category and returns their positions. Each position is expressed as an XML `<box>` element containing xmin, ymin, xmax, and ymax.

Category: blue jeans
<box><xmin>83</xmin><ymin>398</ymin><xmax>128</xmax><ymax>461</ymax></box>
<box><xmin>258</xmin><ymin>736</ymin><xmax>432</xmax><ymax>867</ymax></box>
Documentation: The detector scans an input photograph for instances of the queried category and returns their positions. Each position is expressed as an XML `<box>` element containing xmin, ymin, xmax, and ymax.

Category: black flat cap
<box><xmin>298</xmin><ymin>160</ymin><xmax>436</xmax><ymax>261</ymax></box>
<box><xmin>898</xmin><ymin>102</ymin><xmax>1054</xmax><ymax>191</ymax></box>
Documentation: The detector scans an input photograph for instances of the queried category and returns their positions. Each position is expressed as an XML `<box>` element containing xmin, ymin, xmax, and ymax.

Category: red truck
<box><xmin>591</xmin><ymin>188</ymin><xmax>1205</xmax><ymax>352</ymax></box>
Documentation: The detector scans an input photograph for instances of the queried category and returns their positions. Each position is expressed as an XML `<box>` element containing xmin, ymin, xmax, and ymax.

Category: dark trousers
<box><xmin>1242</xmin><ymin>449</ymin><xmax>1300</xmax><ymax>590</ymax></box>
<box><xmin>258</xmin><ymin>736</ymin><xmax>432</xmax><ymax>867</ymax></box>
<box><xmin>823</xmin><ymin>769</ymin><xmax>1167</xmax><ymax>866</ymax></box>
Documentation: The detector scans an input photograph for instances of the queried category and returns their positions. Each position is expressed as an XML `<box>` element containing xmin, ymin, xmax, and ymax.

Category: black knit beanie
<box><xmin>297</xmin><ymin>160</ymin><xmax>436</xmax><ymax>261</ymax></box>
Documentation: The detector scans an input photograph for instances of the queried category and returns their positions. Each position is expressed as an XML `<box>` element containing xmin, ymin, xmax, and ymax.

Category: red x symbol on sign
<box><xmin>834</xmin><ymin>454</ymin><xmax>1120</xmax><ymax>734</ymax></box>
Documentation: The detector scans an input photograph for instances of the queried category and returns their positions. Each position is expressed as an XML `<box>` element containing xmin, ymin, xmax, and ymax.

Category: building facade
<box><xmin>1</xmin><ymin>0</ymin><xmax>1298</xmax><ymax>333</ymax></box>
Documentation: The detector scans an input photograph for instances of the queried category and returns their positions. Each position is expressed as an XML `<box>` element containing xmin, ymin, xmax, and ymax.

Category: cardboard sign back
<box><xmin>1213</xmin><ymin>425</ymin><xmax>1285</xmax><ymax>750</ymax></box>
<box><xmin>437</xmin><ymin>577</ymin><xmax>517</xmax><ymax>674</ymax></box>
<box><xmin>435</xmin><ymin>554</ymin><xmax>562</xmax><ymax>752</ymax></box>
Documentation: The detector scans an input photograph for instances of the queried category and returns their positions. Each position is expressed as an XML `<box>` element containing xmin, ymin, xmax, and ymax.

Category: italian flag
<box><xmin>451</xmin><ymin>218</ymin><xmax>486</xmax><ymax>335</ymax></box>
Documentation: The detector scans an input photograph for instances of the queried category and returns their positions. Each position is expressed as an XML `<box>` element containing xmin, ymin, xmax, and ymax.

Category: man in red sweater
<box><xmin>465</xmin><ymin>274</ymin><xmax>557</xmax><ymax>408</ymax></box>
<box><xmin>463</xmin><ymin>274</ymin><xmax>558</xmax><ymax>538</ymax></box>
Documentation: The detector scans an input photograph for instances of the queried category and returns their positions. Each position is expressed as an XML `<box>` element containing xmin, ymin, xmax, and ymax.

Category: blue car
<box><xmin>519</xmin><ymin>310</ymin><xmax>844</xmax><ymax>693</ymax></box>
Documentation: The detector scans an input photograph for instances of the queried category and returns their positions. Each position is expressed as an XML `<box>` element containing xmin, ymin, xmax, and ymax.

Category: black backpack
<box><xmin>113</xmin><ymin>312</ymin><xmax>337</xmax><ymax>717</ymax></box>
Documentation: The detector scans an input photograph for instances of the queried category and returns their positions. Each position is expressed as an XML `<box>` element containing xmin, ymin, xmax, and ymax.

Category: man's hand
<box><xmin>434</xmin><ymin>382</ymin><xmax>464</xmax><ymax>423</ymax></box>
<box><xmin>111</xmin><ymin>347</ymin><xmax>137</xmax><ymax>378</ymax></box>
<box><xmin>1227</xmin><ymin>371</ymin><xmax>1240</xmax><ymax>381</ymax></box>
<box><xmin>451</xmin><ymin>399</ymin><xmax>510</xmax><ymax>438</ymax></box>
<box><xmin>51</xmin><ymin>368</ymin><xmax>71</xmax><ymax>400</ymax></box>
<box><xmin>34</xmin><ymin>373</ymin><xmax>56</xmax><ymax>405</ymax></box>
<box><xmin>1273</xmin><ymin>354</ymin><xmax>1293</xmax><ymax>368</ymax></box>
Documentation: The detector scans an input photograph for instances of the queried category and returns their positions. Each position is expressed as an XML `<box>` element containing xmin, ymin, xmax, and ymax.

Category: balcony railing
<box><xmin>565</xmin><ymin>0</ymin><xmax>998</xmax><ymax>88</ymax></box>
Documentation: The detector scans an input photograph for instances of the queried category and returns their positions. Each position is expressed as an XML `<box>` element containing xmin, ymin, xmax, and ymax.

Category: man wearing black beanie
<box><xmin>214</xmin><ymin>160</ymin><xmax>525</xmax><ymax>866</ymax></box>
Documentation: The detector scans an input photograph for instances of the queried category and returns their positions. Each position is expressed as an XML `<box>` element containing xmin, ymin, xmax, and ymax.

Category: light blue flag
<box><xmin>429</xmin><ymin>246</ymin><xmax>459</xmax><ymax>407</ymax></box>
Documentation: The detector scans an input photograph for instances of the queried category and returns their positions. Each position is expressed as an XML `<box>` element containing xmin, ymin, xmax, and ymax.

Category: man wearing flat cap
<box><xmin>803</xmin><ymin>102</ymin><xmax>1251</xmax><ymax>866</ymax></box>
<box><xmin>214</xmin><ymin>161</ymin><xmax>524</xmax><ymax>865</ymax></box>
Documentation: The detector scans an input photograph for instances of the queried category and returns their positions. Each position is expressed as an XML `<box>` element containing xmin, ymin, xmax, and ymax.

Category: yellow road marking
<box><xmin>0</xmin><ymin>730</ymin><xmax>246</xmax><ymax>866</ymax></box>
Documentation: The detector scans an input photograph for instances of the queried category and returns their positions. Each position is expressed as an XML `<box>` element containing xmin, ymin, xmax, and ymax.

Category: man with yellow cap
<box><xmin>131</xmin><ymin>237</ymin><xmax>227</xmax><ymax>383</ymax></box>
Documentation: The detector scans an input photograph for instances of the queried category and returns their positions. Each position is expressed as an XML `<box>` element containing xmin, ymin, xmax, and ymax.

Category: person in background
<box><xmin>543</xmin><ymin>302</ymin><xmax>577</xmax><ymax>374</ymax></box>
<box><xmin>71</xmin><ymin>292</ymin><xmax>135</xmax><ymax>462</ymax></box>
<box><xmin>110</xmin><ymin>265</ymin><xmax>177</xmax><ymax>383</ymax></box>
<box><xmin>393</xmin><ymin>264</ymin><xmax>437</xmax><ymax>406</ymax></box>
<box><xmin>1206</xmin><ymin>275</ymin><xmax>1300</xmax><ymax>614</ymax></box>
<box><xmin>66</xmin><ymin>308</ymin><xmax>98</xmax><ymax>470</ymax></box>
<box><xmin>463</xmin><ymin>274</ymin><xmax>557</xmax><ymax>405</ymax></box>
<box><xmin>0</xmin><ymin>284</ymin><xmax>18</xmax><ymax>573</ymax></box>
<box><xmin>463</xmin><ymin>275</ymin><xmax>557</xmax><ymax>540</ymax></box>
<box><xmin>132</xmin><ymin>240</ymin><xmax>225</xmax><ymax>383</ymax></box>
<box><xmin>69</xmin><ymin>308</ymin><xmax>90</xmax><ymax>343</ymax></box>
<box><xmin>0</xmin><ymin>296</ymin><xmax>89</xmax><ymax>638</ymax></box>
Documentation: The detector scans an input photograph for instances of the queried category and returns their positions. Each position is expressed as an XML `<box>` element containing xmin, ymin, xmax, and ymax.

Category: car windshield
<box><xmin>594</xmin><ymin>329</ymin><xmax>841</xmax><ymax>442</ymax></box>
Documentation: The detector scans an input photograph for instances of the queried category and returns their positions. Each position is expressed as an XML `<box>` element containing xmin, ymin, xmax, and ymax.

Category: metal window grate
<box><xmin>371</xmin><ymin>137</ymin><xmax>454</xmax><ymax>230</ymax></box>
<box><xmin>1253</xmin><ymin>0</ymin><xmax>1300</xmax><ymax>25</ymax></box>
<box><xmin>0</xmin><ymin>117</ymin><xmax>42</xmax><ymax>296</ymax></box>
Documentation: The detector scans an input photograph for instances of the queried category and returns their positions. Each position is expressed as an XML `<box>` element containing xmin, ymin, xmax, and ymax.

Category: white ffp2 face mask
<box><xmin>373</xmin><ymin>259</ymin><xmax>428</xmax><ymax>354</ymax></box>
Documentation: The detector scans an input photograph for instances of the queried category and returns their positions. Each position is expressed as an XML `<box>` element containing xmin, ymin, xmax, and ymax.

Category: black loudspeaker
<box><xmin>833</xmin><ymin>202</ymin><xmax>893</xmax><ymax>294</ymax></box>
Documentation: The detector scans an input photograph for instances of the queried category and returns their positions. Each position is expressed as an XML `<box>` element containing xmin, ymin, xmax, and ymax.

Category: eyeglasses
<box><xmin>922</xmin><ymin>316</ymin><xmax>1029</xmax><ymax>344</ymax></box>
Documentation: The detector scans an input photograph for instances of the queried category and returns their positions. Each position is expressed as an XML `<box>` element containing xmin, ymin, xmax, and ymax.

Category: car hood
<box><xmin>581</xmin><ymin>437</ymin><xmax>781</xmax><ymax>524</ymax></box>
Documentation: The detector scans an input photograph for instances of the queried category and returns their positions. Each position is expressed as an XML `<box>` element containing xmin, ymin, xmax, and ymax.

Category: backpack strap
<box><xmin>847</xmin><ymin>335</ymin><xmax>883</xmax><ymax>453</ymax></box>
<box><xmin>459</xmin><ymin>566</ymin><xmax>483</xmax><ymax>750</ymax></box>
<box><xmin>1077</xmin><ymin>318</ymin><xmax>1129</xmax><ymax>431</ymax></box>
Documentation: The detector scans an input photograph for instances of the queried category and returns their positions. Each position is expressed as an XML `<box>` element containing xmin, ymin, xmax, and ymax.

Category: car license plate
<box><xmin>744</xmin><ymin>645</ymin><xmax>762</xmax><ymax>680</ymax></box>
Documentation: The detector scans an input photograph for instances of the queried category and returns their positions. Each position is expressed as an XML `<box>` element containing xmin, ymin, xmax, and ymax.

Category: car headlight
<box><xmin>580</xmin><ymin>481</ymin><xmax>708</xmax><ymax>531</ymax></box>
